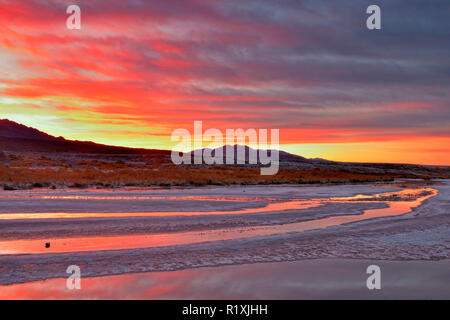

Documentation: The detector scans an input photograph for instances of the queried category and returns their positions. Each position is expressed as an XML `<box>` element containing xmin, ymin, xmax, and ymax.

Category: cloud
<box><xmin>0</xmin><ymin>0</ymin><xmax>449</xmax><ymax>163</ymax></box>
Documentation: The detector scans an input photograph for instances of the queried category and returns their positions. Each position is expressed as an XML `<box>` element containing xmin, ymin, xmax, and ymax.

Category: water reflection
<box><xmin>0</xmin><ymin>200</ymin><xmax>320</xmax><ymax>220</ymax></box>
<box><xmin>0</xmin><ymin>188</ymin><xmax>436</xmax><ymax>255</ymax></box>
<box><xmin>1</xmin><ymin>259</ymin><xmax>449</xmax><ymax>299</ymax></box>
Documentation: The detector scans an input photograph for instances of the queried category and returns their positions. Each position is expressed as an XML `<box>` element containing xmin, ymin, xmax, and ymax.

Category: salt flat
<box><xmin>0</xmin><ymin>180</ymin><xmax>448</xmax><ymax>286</ymax></box>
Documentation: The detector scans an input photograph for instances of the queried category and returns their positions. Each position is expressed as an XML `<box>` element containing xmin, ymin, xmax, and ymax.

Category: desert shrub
<box><xmin>0</xmin><ymin>162</ymin><xmax>447</xmax><ymax>189</ymax></box>
<box><xmin>8</xmin><ymin>154</ymin><xmax>22</xmax><ymax>161</ymax></box>
<box><xmin>9</xmin><ymin>160</ymin><xmax>34</xmax><ymax>167</ymax></box>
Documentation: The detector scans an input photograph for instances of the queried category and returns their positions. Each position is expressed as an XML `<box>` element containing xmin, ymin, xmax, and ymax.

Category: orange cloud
<box><xmin>0</xmin><ymin>0</ymin><xmax>449</xmax><ymax>165</ymax></box>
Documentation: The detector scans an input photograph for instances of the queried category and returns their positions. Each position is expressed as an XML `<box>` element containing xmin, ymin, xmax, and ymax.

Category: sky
<box><xmin>0</xmin><ymin>0</ymin><xmax>449</xmax><ymax>165</ymax></box>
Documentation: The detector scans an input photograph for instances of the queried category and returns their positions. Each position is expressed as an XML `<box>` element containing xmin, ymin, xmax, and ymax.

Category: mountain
<box><xmin>0</xmin><ymin>119</ymin><xmax>307</xmax><ymax>161</ymax></box>
<box><xmin>0</xmin><ymin>119</ymin><xmax>169</xmax><ymax>155</ymax></box>
<box><xmin>0</xmin><ymin>119</ymin><xmax>62</xmax><ymax>141</ymax></box>
<box><xmin>1</xmin><ymin>119</ymin><xmax>449</xmax><ymax>183</ymax></box>
<box><xmin>1</xmin><ymin>119</ymin><xmax>448</xmax><ymax>175</ymax></box>
<box><xmin>189</xmin><ymin>145</ymin><xmax>313</xmax><ymax>163</ymax></box>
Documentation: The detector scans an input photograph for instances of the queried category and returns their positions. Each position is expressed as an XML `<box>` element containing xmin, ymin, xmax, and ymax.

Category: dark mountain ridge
<box><xmin>0</xmin><ymin>119</ymin><xmax>62</xmax><ymax>141</ymax></box>
<box><xmin>188</xmin><ymin>145</ymin><xmax>313</xmax><ymax>163</ymax></box>
<box><xmin>0</xmin><ymin>119</ymin><xmax>169</xmax><ymax>155</ymax></box>
<box><xmin>0</xmin><ymin>119</ymin><xmax>449</xmax><ymax>174</ymax></box>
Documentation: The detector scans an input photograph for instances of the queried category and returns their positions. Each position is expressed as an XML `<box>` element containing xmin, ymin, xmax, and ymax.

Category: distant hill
<box><xmin>0</xmin><ymin>119</ymin><xmax>61</xmax><ymax>141</ymax></box>
<box><xmin>0</xmin><ymin>119</ymin><xmax>449</xmax><ymax>177</ymax></box>
<box><xmin>188</xmin><ymin>145</ymin><xmax>315</xmax><ymax>163</ymax></box>
<box><xmin>0</xmin><ymin>119</ymin><xmax>308</xmax><ymax>161</ymax></box>
<box><xmin>0</xmin><ymin>119</ymin><xmax>169</xmax><ymax>155</ymax></box>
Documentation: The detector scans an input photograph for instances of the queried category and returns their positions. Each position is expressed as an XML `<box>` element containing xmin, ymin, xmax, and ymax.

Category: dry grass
<box><xmin>0</xmin><ymin>162</ymin><xmax>444</xmax><ymax>189</ymax></box>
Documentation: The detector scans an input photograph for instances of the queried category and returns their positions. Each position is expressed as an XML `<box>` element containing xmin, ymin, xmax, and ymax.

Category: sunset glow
<box><xmin>0</xmin><ymin>0</ymin><xmax>449</xmax><ymax>165</ymax></box>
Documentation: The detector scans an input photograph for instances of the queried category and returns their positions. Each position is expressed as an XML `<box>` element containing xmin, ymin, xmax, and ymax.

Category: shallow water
<box><xmin>1</xmin><ymin>258</ymin><xmax>448</xmax><ymax>299</ymax></box>
<box><xmin>0</xmin><ymin>200</ymin><xmax>320</xmax><ymax>220</ymax></box>
<box><xmin>0</xmin><ymin>188</ymin><xmax>436</xmax><ymax>255</ymax></box>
